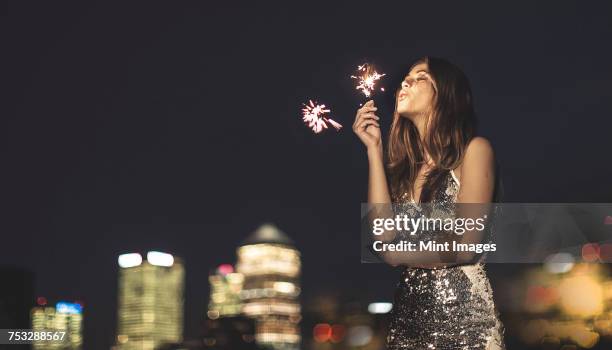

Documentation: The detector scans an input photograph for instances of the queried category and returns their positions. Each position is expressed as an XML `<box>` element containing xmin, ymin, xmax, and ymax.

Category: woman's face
<box><xmin>396</xmin><ymin>62</ymin><xmax>437</xmax><ymax>119</ymax></box>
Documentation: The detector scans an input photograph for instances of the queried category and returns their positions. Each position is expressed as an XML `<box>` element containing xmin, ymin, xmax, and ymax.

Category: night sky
<box><xmin>2</xmin><ymin>1</ymin><xmax>612</xmax><ymax>349</ymax></box>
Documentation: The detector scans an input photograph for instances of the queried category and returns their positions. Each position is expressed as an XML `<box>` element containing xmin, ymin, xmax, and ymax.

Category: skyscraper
<box><xmin>207</xmin><ymin>264</ymin><xmax>244</xmax><ymax>319</ymax></box>
<box><xmin>236</xmin><ymin>224</ymin><xmax>302</xmax><ymax>350</ymax></box>
<box><xmin>115</xmin><ymin>251</ymin><xmax>184</xmax><ymax>350</ymax></box>
<box><xmin>31</xmin><ymin>300</ymin><xmax>83</xmax><ymax>349</ymax></box>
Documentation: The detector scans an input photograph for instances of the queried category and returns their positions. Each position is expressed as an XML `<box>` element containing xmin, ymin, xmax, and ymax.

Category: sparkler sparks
<box><xmin>301</xmin><ymin>100</ymin><xmax>343</xmax><ymax>134</ymax></box>
<box><xmin>351</xmin><ymin>63</ymin><xmax>386</xmax><ymax>97</ymax></box>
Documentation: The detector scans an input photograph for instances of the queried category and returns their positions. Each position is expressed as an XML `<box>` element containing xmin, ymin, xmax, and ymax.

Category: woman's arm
<box><xmin>451</xmin><ymin>136</ymin><xmax>496</xmax><ymax>263</ymax></box>
<box><xmin>351</xmin><ymin>100</ymin><xmax>391</xmax><ymax>203</ymax></box>
<box><xmin>367</xmin><ymin>146</ymin><xmax>392</xmax><ymax>204</ymax></box>
<box><xmin>457</xmin><ymin>136</ymin><xmax>495</xmax><ymax>204</ymax></box>
<box><xmin>365</xmin><ymin>145</ymin><xmax>403</xmax><ymax>265</ymax></box>
<box><xmin>353</xmin><ymin>101</ymin><xmax>397</xmax><ymax>259</ymax></box>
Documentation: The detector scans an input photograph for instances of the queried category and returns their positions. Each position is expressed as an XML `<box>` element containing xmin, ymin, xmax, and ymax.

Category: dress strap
<box><xmin>450</xmin><ymin>169</ymin><xmax>461</xmax><ymax>186</ymax></box>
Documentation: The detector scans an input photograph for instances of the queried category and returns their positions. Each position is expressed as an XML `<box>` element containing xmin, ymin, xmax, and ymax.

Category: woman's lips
<box><xmin>398</xmin><ymin>91</ymin><xmax>408</xmax><ymax>101</ymax></box>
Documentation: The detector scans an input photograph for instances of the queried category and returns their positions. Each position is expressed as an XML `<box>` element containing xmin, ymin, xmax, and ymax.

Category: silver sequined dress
<box><xmin>386</xmin><ymin>170</ymin><xmax>506</xmax><ymax>350</ymax></box>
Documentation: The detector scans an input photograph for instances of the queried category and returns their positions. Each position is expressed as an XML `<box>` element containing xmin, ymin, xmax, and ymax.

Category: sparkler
<box><xmin>301</xmin><ymin>100</ymin><xmax>343</xmax><ymax>134</ymax></box>
<box><xmin>351</xmin><ymin>63</ymin><xmax>386</xmax><ymax>98</ymax></box>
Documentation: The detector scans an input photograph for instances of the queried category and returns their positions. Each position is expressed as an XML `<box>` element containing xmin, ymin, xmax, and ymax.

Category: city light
<box><xmin>347</xmin><ymin>325</ymin><xmax>373</xmax><ymax>346</ymax></box>
<box><xmin>313</xmin><ymin>323</ymin><xmax>332</xmax><ymax>342</ymax></box>
<box><xmin>559</xmin><ymin>274</ymin><xmax>604</xmax><ymax>317</ymax></box>
<box><xmin>368</xmin><ymin>302</ymin><xmax>393</xmax><ymax>314</ymax></box>
<box><xmin>273</xmin><ymin>281</ymin><xmax>297</xmax><ymax>294</ymax></box>
<box><xmin>56</xmin><ymin>301</ymin><xmax>83</xmax><ymax>314</ymax></box>
<box><xmin>544</xmin><ymin>253</ymin><xmax>575</xmax><ymax>274</ymax></box>
<box><xmin>147</xmin><ymin>251</ymin><xmax>174</xmax><ymax>267</ymax></box>
<box><xmin>217</xmin><ymin>263</ymin><xmax>234</xmax><ymax>275</ymax></box>
<box><xmin>516</xmin><ymin>263</ymin><xmax>612</xmax><ymax>348</ymax></box>
<box><xmin>118</xmin><ymin>253</ymin><xmax>142</xmax><ymax>268</ymax></box>
<box><xmin>582</xmin><ymin>243</ymin><xmax>600</xmax><ymax>262</ymax></box>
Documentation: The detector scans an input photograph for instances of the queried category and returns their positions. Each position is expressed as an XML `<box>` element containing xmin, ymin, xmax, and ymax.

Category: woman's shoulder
<box><xmin>453</xmin><ymin>136</ymin><xmax>495</xmax><ymax>181</ymax></box>
<box><xmin>466</xmin><ymin>136</ymin><xmax>494</xmax><ymax>156</ymax></box>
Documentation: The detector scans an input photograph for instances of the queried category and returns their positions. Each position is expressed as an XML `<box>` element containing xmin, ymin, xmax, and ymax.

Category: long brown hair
<box><xmin>387</xmin><ymin>56</ymin><xmax>477</xmax><ymax>203</ymax></box>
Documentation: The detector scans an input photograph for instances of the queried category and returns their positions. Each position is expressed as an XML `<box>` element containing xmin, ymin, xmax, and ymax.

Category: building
<box><xmin>0</xmin><ymin>266</ymin><xmax>35</xmax><ymax>350</ymax></box>
<box><xmin>31</xmin><ymin>300</ymin><xmax>83</xmax><ymax>349</ymax></box>
<box><xmin>207</xmin><ymin>264</ymin><xmax>244</xmax><ymax>319</ymax></box>
<box><xmin>236</xmin><ymin>224</ymin><xmax>302</xmax><ymax>350</ymax></box>
<box><xmin>115</xmin><ymin>251</ymin><xmax>185</xmax><ymax>350</ymax></box>
<box><xmin>0</xmin><ymin>266</ymin><xmax>34</xmax><ymax>330</ymax></box>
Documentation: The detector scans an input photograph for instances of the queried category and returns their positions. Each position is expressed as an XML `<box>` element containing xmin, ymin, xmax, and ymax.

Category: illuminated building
<box><xmin>236</xmin><ymin>224</ymin><xmax>302</xmax><ymax>350</ymax></box>
<box><xmin>115</xmin><ymin>251</ymin><xmax>184</xmax><ymax>350</ymax></box>
<box><xmin>31</xmin><ymin>300</ymin><xmax>83</xmax><ymax>349</ymax></box>
<box><xmin>207</xmin><ymin>264</ymin><xmax>244</xmax><ymax>319</ymax></box>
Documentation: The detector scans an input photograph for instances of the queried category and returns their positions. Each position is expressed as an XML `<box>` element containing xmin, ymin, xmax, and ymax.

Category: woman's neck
<box><xmin>412</xmin><ymin>113</ymin><xmax>428</xmax><ymax>142</ymax></box>
<box><xmin>412</xmin><ymin>114</ymin><xmax>434</xmax><ymax>165</ymax></box>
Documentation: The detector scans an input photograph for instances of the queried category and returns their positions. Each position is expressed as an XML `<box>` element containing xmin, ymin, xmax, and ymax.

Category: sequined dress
<box><xmin>386</xmin><ymin>170</ymin><xmax>506</xmax><ymax>350</ymax></box>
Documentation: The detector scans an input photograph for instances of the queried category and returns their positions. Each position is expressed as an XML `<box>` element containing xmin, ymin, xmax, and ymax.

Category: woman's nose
<box><xmin>401</xmin><ymin>80</ymin><xmax>412</xmax><ymax>89</ymax></box>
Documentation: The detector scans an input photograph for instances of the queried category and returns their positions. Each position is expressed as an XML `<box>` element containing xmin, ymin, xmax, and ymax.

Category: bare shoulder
<box><xmin>465</xmin><ymin>136</ymin><xmax>494</xmax><ymax>160</ymax></box>
<box><xmin>454</xmin><ymin>137</ymin><xmax>494</xmax><ymax>180</ymax></box>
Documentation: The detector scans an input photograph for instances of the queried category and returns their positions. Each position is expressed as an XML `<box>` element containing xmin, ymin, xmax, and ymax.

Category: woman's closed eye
<box><xmin>416</xmin><ymin>73</ymin><xmax>430</xmax><ymax>82</ymax></box>
<box><xmin>401</xmin><ymin>76</ymin><xmax>428</xmax><ymax>89</ymax></box>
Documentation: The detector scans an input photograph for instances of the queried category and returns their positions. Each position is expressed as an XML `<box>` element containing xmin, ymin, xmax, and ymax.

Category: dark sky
<box><xmin>2</xmin><ymin>1</ymin><xmax>612</xmax><ymax>349</ymax></box>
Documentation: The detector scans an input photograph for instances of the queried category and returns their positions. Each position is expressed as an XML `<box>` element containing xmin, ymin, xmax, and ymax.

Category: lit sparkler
<box><xmin>351</xmin><ymin>63</ymin><xmax>386</xmax><ymax>97</ymax></box>
<box><xmin>301</xmin><ymin>100</ymin><xmax>342</xmax><ymax>134</ymax></box>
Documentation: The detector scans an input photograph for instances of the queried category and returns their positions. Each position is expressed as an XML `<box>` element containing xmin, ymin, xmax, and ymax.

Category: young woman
<box><xmin>353</xmin><ymin>57</ymin><xmax>505</xmax><ymax>349</ymax></box>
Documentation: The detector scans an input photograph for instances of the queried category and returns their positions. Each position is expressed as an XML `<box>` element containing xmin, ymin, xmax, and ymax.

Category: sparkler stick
<box><xmin>301</xmin><ymin>100</ymin><xmax>343</xmax><ymax>134</ymax></box>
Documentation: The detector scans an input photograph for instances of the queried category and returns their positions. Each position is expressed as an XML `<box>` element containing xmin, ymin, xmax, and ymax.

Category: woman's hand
<box><xmin>352</xmin><ymin>100</ymin><xmax>382</xmax><ymax>151</ymax></box>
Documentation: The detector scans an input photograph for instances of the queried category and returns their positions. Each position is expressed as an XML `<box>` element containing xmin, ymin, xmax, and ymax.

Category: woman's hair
<box><xmin>387</xmin><ymin>56</ymin><xmax>477</xmax><ymax>202</ymax></box>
